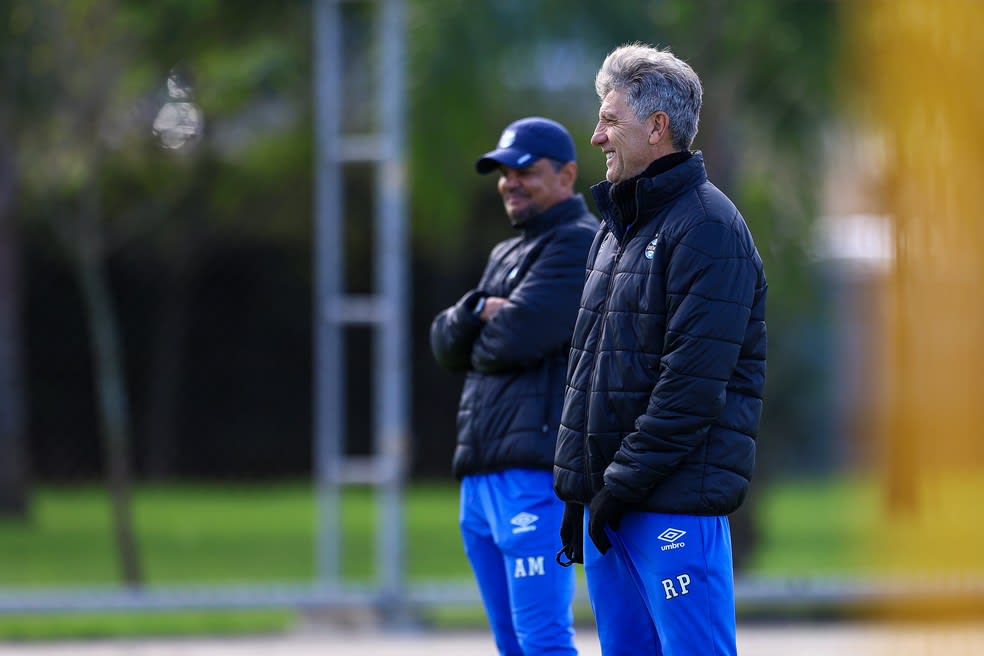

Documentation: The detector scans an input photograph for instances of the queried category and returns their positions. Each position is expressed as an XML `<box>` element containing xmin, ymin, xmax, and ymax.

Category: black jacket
<box><xmin>553</xmin><ymin>153</ymin><xmax>767</xmax><ymax>515</ymax></box>
<box><xmin>431</xmin><ymin>195</ymin><xmax>598</xmax><ymax>479</ymax></box>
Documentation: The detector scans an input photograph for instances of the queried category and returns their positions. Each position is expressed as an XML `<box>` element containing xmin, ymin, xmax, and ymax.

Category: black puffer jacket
<box><xmin>553</xmin><ymin>153</ymin><xmax>767</xmax><ymax>515</ymax></box>
<box><xmin>431</xmin><ymin>196</ymin><xmax>597</xmax><ymax>479</ymax></box>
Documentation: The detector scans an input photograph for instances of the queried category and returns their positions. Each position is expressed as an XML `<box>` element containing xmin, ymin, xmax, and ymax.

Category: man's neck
<box><xmin>610</xmin><ymin>151</ymin><xmax>692</xmax><ymax>209</ymax></box>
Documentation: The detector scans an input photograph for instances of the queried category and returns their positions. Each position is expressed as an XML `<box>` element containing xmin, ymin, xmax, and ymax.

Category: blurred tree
<box><xmin>12</xmin><ymin>0</ymin><xmax>313</xmax><ymax>485</ymax></box>
<box><xmin>7</xmin><ymin>0</ymin><xmax>148</xmax><ymax>583</ymax></box>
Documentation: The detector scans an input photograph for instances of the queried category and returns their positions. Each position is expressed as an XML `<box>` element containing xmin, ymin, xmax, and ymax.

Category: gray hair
<box><xmin>595</xmin><ymin>43</ymin><xmax>703</xmax><ymax>151</ymax></box>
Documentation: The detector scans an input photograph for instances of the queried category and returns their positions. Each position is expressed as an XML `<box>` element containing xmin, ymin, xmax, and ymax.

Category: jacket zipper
<box><xmin>542</xmin><ymin>359</ymin><xmax>552</xmax><ymax>433</ymax></box>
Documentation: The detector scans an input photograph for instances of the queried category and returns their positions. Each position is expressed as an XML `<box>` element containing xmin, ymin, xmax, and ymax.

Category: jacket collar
<box><xmin>590</xmin><ymin>151</ymin><xmax>708</xmax><ymax>242</ymax></box>
<box><xmin>515</xmin><ymin>194</ymin><xmax>590</xmax><ymax>237</ymax></box>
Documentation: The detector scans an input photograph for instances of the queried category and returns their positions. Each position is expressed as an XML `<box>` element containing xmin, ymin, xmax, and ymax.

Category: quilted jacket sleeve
<box><xmin>605</xmin><ymin>216</ymin><xmax>760</xmax><ymax>503</ymax></box>
<box><xmin>430</xmin><ymin>288</ymin><xmax>486</xmax><ymax>372</ymax></box>
<box><xmin>471</xmin><ymin>228</ymin><xmax>592</xmax><ymax>373</ymax></box>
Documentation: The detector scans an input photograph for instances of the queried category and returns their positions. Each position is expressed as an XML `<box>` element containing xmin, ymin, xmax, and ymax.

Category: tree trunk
<box><xmin>0</xmin><ymin>120</ymin><xmax>30</xmax><ymax>517</ymax></box>
<box><xmin>76</xmin><ymin>187</ymin><xmax>143</xmax><ymax>585</ymax></box>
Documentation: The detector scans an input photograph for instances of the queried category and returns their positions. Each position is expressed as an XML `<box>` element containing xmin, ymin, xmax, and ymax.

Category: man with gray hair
<box><xmin>553</xmin><ymin>43</ymin><xmax>767</xmax><ymax>655</ymax></box>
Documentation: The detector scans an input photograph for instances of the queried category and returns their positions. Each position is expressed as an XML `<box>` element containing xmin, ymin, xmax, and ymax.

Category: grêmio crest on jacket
<box><xmin>644</xmin><ymin>235</ymin><xmax>660</xmax><ymax>260</ymax></box>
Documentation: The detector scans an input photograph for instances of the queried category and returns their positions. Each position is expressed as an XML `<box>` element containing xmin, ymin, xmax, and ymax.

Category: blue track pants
<box><xmin>583</xmin><ymin>510</ymin><xmax>737</xmax><ymax>656</ymax></box>
<box><xmin>460</xmin><ymin>469</ymin><xmax>577</xmax><ymax>656</ymax></box>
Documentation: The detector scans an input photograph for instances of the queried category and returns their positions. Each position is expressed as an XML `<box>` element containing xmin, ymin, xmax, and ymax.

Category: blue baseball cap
<box><xmin>475</xmin><ymin>116</ymin><xmax>577</xmax><ymax>174</ymax></box>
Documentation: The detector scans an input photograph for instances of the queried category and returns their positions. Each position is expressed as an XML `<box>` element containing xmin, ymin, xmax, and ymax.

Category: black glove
<box><xmin>555</xmin><ymin>502</ymin><xmax>584</xmax><ymax>567</ymax></box>
<box><xmin>588</xmin><ymin>486</ymin><xmax>625</xmax><ymax>555</ymax></box>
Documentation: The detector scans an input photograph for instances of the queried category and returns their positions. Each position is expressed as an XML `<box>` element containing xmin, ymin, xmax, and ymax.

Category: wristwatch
<box><xmin>473</xmin><ymin>296</ymin><xmax>487</xmax><ymax>316</ymax></box>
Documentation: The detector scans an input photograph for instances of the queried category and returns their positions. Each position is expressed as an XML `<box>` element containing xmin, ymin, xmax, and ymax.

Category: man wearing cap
<box><xmin>431</xmin><ymin>117</ymin><xmax>598</xmax><ymax>655</ymax></box>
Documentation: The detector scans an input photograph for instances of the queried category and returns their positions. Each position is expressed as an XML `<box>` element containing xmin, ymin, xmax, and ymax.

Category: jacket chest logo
<box><xmin>507</xmin><ymin>266</ymin><xmax>519</xmax><ymax>281</ymax></box>
<box><xmin>644</xmin><ymin>235</ymin><xmax>660</xmax><ymax>260</ymax></box>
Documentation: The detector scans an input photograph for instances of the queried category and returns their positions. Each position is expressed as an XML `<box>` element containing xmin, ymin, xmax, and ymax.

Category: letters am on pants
<box><xmin>513</xmin><ymin>556</ymin><xmax>546</xmax><ymax>578</ymax></box>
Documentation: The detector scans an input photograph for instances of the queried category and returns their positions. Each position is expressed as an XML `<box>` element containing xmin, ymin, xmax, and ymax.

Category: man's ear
<box><xmin>560</xmin><ymin>160</ymin><xmax>578</xmax><ymax>188</ymax></box>
<box><xmin>648</xmin><ymin>112</ymin><xmax>669</xmax><ymax>146</ymax></box>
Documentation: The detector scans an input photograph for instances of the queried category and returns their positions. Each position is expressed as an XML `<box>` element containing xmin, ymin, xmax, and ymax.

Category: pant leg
<box><xmin>460</xmin><ymin>476</ymin><xmax>524</xmax><ymax>656</ymax></box>
<box><xmin>584</xmin><ymin>506</ymin><xmax>662</xmax><ymax>656</ymax></box>
<box><xmin>613</xmin><ymin>513</ymin><xmax>738</xmax><ymax>656</ymax></box>
<box><xmin>485</xmin><ymin>469</ymin><xmax>578</xmax><ymax>656</ymax></box>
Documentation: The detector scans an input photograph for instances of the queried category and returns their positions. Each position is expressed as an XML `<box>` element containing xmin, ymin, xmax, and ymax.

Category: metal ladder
<box><xmin>312</xmin><ymin>0</ymin><xmax>408</xmax><ymax>621</ymax></box>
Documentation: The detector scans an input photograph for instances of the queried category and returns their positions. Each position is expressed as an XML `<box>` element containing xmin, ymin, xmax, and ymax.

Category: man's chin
<box><xmin>506</xmin><ymin>206</ymin><xmax>538</xmax><ymax>226</ymax></box>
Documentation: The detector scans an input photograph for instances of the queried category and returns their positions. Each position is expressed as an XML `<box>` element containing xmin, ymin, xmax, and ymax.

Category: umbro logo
<box><xmin>658</xmin><ymin>528</ymin><xmax>686</xmax><ymax>542</ymax></box>
<box><xmin>658</xmin><ymin>527</ymin><xmax>687</xmax><ymax>551</ymax></box>
<box><xmin>511</xmin><ymin>512</ymin><xmax>539</xmax><ymax>534</ymax></box>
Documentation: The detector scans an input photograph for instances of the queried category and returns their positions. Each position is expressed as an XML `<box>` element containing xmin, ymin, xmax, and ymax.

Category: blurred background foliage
<box><xmin>1</xmin><ymin>0</ymin><xmax>841</xmax><ymax>503</ymax></box>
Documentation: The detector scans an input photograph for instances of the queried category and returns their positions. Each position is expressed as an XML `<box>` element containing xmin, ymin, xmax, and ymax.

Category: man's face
<box><xmin>591</xmin><ymin>88</ymin><xmax>654</xmax><ymax>184</ymax></box>
<box><xmin>497</xmin><ymin>158</ymin><xmax>572</xmax><ymax>225</ymax></box>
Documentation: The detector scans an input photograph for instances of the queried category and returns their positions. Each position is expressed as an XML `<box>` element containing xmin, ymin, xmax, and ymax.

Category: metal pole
<box><xmin>374</xmin><ymin>0</ymin><xmax>408</xmax><ymax>613</ymax></box>
<box><xmin>313</xmin><ymin>0</ymin><xmax>344</xmax><ymax>585</ymax></box>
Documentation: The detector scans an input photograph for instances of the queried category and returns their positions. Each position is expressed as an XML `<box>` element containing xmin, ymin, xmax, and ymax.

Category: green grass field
<box><xmin>0</xmin><ymin>476</ymin><xmax>877</xmax><ymax>639</ymax></box>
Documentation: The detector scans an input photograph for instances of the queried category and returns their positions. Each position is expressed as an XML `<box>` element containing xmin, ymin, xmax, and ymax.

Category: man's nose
<box><xmin>590</xmin><ymin>127</ymin><xmax>606</xmax><ymax>146</ymax></box>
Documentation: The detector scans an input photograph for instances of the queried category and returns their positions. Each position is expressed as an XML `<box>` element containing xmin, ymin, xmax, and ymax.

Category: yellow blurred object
<box><xmin>843</xmin><ymin>0</ymin><xmax>984</xmax><ymax>619</ymax></box>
